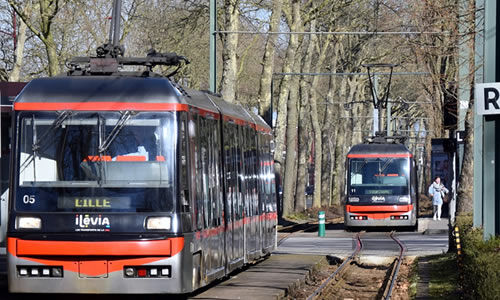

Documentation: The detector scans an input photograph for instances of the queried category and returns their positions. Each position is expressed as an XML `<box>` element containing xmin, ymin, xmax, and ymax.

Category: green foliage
<box><xmin>408</xmin><ymin>258</ymin><xmax>419</xmax><ymax>298</ymax></box>
<box><xmin>456</xmin><ymin>215</ymin><xmax>500</xmax><ymax>299</ymax></box>
<box><xmin>285</xmin><ymin>211</ymin><xmax>311</xmax><ymax>222</ymax></box>
<box><xmin>428</xmin><ymin>253</ymin><xmax>459</xmax><ymax>299</ymax></box>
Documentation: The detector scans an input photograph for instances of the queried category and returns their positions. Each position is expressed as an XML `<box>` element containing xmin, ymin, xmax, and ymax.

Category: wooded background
<box><xmin>0</xmin><ymin>0</ymin><xmax>477</xmax><ymax>217</ymax></box>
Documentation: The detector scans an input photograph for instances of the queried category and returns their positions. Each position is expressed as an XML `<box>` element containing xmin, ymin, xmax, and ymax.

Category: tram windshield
<box><xmin>348</xmin><ymin>157</ymin><xmax>409</xmax><ymax>196</ymax></box>
<box><xmin>15</xmin><ymin>111</ymin><xmax>177</xmax><ymax>212</ymax></box>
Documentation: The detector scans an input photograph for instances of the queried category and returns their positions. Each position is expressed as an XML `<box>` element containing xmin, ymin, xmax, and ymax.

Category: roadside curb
<box><xmin>423</xmin><ymin>229</ymin><xmax>448</xmax><ymax>235</ymax></box>
<box><xmin>279</xmin><ymin>256</ymin><xmax>327</xmax><ymax>299</ymax></box>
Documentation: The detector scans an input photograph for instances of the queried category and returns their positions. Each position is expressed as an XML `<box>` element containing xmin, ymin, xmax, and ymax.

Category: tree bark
<box><xmin>273</xmin><ymin>0</ymin><xmax>300</xmax><ymax>180</ymax></box>
<box><xmin>295</xmin><ymin>20</ymin><xmax>315</xmax><ymax>212</ymax></box>
<box><xmin>283</xmin><ymin>71</ymin><xmax>300</xmax><ymax>216</ymax></box>
<box><xmin>281</xmin><ymin>0</ymin><xmax>301</xmax><ymax>217</ymax></box>
<box><xmin>220</xmin><ymin>0</ymin><xmax>239</xmax><ymax>103</ymax></box>
<box><xmin>321</xmin><ymin>43</ymin><xmax>340</xmax><ymax>206</ymax></box>
<box><xmin>8</xmin><ymin>0</ymin><xmax>64</xmax><ymax>76</ymax></box>
<box><xmin>309</xmin><ymin>33</ymin><xmax>333</xmax><ymax>208</ymax></box>
<box><xmin>257</xmin><ymin>0</ymin><xmax>282</xmax><ymax>117</ymax></box>
<box><xmin>457</xmin><ymin>0</ymin><xmax>475</xmax><ymax>214</ymax></box>
<box><xmin>295</xmin><ymin>92</ymin><xmax>310</xmax><ymax>212</ymax></box>
<box><xmin>8</xmin><ymin>2</ymin><xmax>31</xmax><ymax>82</ymax></box>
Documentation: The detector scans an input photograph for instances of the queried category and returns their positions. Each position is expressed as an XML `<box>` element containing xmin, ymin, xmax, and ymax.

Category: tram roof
<box><xmin>13</xmin><ymin>76</ymin><xmax>271</xmax><ymax>132</ymax></box>
<box><xmin>347</xmin><ymin>143</ymin><xmax>412</xmax><ymax>157</ymax></box>
<box><xmin>14</xmin><ymin>76</ymin><xmax>182</xmax><ymax>105</ymax></box>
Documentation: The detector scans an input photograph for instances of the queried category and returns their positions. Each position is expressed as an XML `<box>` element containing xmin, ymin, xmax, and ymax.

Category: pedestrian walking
<box><xmin>428</xmin><ymin>176</ymin><xmax>449</xmax><ymax>220</ymax></box>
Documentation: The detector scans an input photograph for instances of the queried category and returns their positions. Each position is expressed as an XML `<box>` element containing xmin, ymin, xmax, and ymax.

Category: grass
<box><xmin>408</xmin><ymin>258</ymin><xmax>419</xmax><ymax>298</ymax></box>
<box><xmin>285</xmin><ymin>211</ymin><xmax>313</xmax><ymax>222</ymax></box>
<box><xmin>427</xmin><ymin>253</ymin><xmax>460</xmax><ymax>299</ymax></box>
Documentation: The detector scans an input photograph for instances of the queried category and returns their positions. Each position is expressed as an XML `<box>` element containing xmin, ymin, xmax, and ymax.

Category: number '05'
<box><xmin>23</xmin><ymin>195</ymin><xmax>35</xmax><ymax>204</ymax></box>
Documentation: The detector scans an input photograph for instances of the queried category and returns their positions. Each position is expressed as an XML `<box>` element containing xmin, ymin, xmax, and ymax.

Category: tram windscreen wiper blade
<box><xmin>19</xmin><ymin>111</ymin><xmax>73</xmax><ymax>175</ymax></box>
<box><xmin>98</xmin><ymin>111</ymin><xmax>134</xmax><ymax>154</ymax></box>
<box><xmin>32</xmin><ymin>111</ymin><xmax>73</xmax><ymax>152</ymax></box>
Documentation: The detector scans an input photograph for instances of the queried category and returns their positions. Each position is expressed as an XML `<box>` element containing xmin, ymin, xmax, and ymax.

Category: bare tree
<box><xmin>220</xmin><ymin>0</ymin><xmax>240</xmax><ymax>102</ymax></box>
<box><xmin>257</xmin><ymin>0</ymin><xmax>282</xmax><ymax>116</ymax></box>
<box><xmin>8</xmin><ymin>2</ymin><xmax>31</xmax><ymax>81</ymax></box>
<box><xmin>8</xmin><ymin>0</ymin><xmax>72</xmax><ymax>76</ymax></box>
<box><xmin>456</xmin><ymin>0</ymin><xmax>476</xmax><ymax>214</ymax></box>
<box><xmin>280</xmin><ymin>0</ymin><xmax>302</xmax><ymax>217</ymax></box>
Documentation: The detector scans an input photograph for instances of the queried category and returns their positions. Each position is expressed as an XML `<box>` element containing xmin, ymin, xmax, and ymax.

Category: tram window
<box><xmin>349</xmin><ymin>157</ymin><xmax>409</xmax><ymax>195</ymax></box>
<box><xmin>231</xmin><ymin>123</ymin><xmax>241</xmax><ymax>220</ymax></box>
<box><xmin>235</xmin><ymin>125</ymin><xmax>244</xmax><ymax>219</ymax></box>
<box><xmin>193</xmin><ymin>114</ymin><xmax>203</xmax><ymax>230</ymax></box>
<box><xmin>199</xmin><ymin>117</ymin><xmax>210</xmax><ymax>228</ymax></box>
<box><xmin>180</xmin><ymin>114</ymin><xmax>189</xmax><ymax>212</ymax></box>
<box><xmin>242</xmin><ymin>127</ymin><xmax>250</xmax><ymax>217</ymax></box>
<box><xmin>207</xmin><ymin>118</ymin><xmax>215</xmax><ymax>227</ymax></box>
<box><xmin>249</xmin><ymin>128</ymin><xmax>258</xmax><ymax>216</ymax></box>
<box><xmin>223</xmin><ymin>122</ymin><xmax>233</xmax><ymax>222</ymax></box>
<box><xmin>210</xmin><ymin>119</ymin><xmax>222</xmax><ymax>226</ymax></box>
<box><xmin>16</xmin><ymin>112</ymin><xmax>178</xmax><ymax>213</ymax></box>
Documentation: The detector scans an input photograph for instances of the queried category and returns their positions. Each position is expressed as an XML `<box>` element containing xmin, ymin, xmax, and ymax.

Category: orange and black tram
<box><xmin>7</xmin><ymin>59</ymin><xmax>277</xmax><ymax>293</ymax></box>
<box><xmin>344</xmin><ymin>142</ymin><xmax>418</xmax><ymax>229</ymax></box>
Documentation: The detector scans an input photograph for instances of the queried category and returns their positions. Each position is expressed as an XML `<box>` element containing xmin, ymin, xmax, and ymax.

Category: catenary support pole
<box><xmin>473</xmin><ymin>0</ymin><xmax>484</xmax><ymax>229</ymax></box>
<box><xmin>479</xmin><ymin>0</ymin><xmax>498</xmax><ymax>239</ymax></box>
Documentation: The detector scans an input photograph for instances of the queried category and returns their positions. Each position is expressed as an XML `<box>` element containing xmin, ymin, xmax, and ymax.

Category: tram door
<box><xmin>244</xmin><ymin>127</ymin><xmax>258</xmax><ymax>255</ymax></box>
<box><xmin>234</xmin><ymin>126</ymin><xmax>244</xmax><ymax>260</ymax></box>
<box><xmin>224</xmin><ymin>123</ymin><xmax>244</xmax><ymax>266</ymax></box>
<box><xmin>259</xmin><ymin>136</ymin><xmax>270</xmax><ymax>251</ymax></box>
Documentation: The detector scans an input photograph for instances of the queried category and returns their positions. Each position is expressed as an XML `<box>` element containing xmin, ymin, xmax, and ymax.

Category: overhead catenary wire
<box><xmin>273</xmin><ymin>71</ymin><xmax>430</xmax><ymax>77</ymax></box>
<box><xmin>216</xmin><ymin>30</ymin><xmax>449</xmax><ymax>35</ymax></box>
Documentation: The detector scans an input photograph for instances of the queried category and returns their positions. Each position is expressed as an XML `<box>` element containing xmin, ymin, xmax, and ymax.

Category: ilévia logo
<box><xmin>75</xmin><ymin>214</ymin><xmax>111</xmax><ymax>232</ymax></box>
<box><xmin>371</xmin><ymin>196</ymin><xmax>385</xmax><ymax>202</ymax></box>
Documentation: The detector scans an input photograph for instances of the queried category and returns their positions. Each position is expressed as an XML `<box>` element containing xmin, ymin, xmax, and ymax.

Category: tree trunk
<box><xmin>9</xmin><ymin>2</ymin><xmax>31</xmax><ymax>81</ymax></box>
<box><xmin>281</xmin><ymin>0</ymin><xmax>302</xmax><ymax>217</ymax></box>
<box><xmin>309</xmin><ymin>34</ymin><xmax>333</xmax><ymax>208</ymax></box>
<box><xmin>295</xmin><ymin>100</ymin><xmax>310</xmax><ymax>212</ymax></box>
<box><xmin>45</xmin><ymin>35</ymin><xmax>59</xmax><ymax>76</ymax></box>
<box><xmin>295</xmin><ymin>20</ymin><xmax>315</xmax><ymax>212</ymax></box>
<box><xmin>457</xmin><ymin>0</ymin><xmax>475</xmax><ymax>214</ymax></box>
<box><xmin>8</xmin><ymin>0</ymin><xmax>63</xmax><ymax>77</ymax></box>
<box><xmin>220</xmin><ymin>0</ymin><xmax>239</xmax><ymax>103</ymax></box>
<box><xmin>321</xmin><ymin>44</ymin><xmax>340</xmax><ymax>206</ymax></box>
<box><xmin>257</xmin><ymin>0</ymin><xmax>282</xmax><ymax>117</ymax></box>
<box><xmin>283</xmin><ymin>72</ymin><xmax>300</xmax><ymax>216</ymax></box>
<box><xmin>273</xmin><ymin>0</ymin><xmax>300</xmax><ymax>178</ymax></box>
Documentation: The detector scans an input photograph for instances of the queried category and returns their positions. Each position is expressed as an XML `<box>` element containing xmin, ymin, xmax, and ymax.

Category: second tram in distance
<box><xmin>344</xmin><ymin>142</ymin><xmax>418</xmax><ymax>229</ymax></box>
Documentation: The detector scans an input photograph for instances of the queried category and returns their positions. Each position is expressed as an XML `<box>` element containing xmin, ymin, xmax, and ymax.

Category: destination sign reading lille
<box><xmin>58</xmin><ymin>197</ymin><xmax>131</xmax><ymax>210</ymax></box>
<box><xmin>476</xmin><ymin>83</ymin><xmax>500</xmax><ymax>115</ymax></box>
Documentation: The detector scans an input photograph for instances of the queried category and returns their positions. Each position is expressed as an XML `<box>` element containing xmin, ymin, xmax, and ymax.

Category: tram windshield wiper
<box><xmin>19</xmin><ymin>111</ymin><xmax>73</xmax><ymax>176</ymax></box>
<box><xmin>98</xmin><ymin>111</ymin><xmax>134</xmax><ymax>154</ymax></box>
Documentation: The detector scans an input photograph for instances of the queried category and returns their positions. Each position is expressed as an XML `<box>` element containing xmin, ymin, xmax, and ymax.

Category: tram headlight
<box><xmin>398</xmin><ymin>196</ymin><xmax>410</xmax><ymax>203</ymax></box>
<box><xmin>146</xmin><ymin>217</ymin><xmax>171</xmax><ymax>230</ymax></box>
<box><xmin>15</xmin><ymin>216</ymin><xmax>41</xmax><ymax>229</ymax></box>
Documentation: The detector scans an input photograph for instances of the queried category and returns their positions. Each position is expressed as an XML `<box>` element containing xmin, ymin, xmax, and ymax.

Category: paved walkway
<box><xmin>418</xmin><ymin>218</ymin><xmax>449</xmax><ymax>234</ymax></box>
<box><xmin>190</xmin><ymin>254</ymin><xmax>323</xmax><ymax>300</ymax></box>
<box><xmin>416</xmin><ymin>256</ymin><xmax>432</xmax><ymax>299</ymax></box>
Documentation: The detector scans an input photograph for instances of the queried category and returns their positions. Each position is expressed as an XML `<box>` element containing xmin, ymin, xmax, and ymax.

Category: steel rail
<box><xmin>383</xmin><ymin>231</ymin><xmax>407</xmax><ymax>299</ymax></box>
<box><xmin>306</xmin><ymin>233</ymin><xmax>363</xmax><ymax>300</ymax></box>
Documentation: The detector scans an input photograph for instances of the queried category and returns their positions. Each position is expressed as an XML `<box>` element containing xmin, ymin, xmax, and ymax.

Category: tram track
<box><xmin>305</xmin><ymin>231</ymin><xmax>406</xmax><ymax>300</ymax></box>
